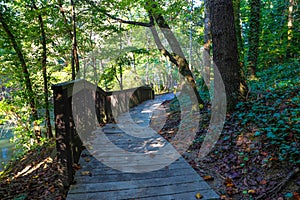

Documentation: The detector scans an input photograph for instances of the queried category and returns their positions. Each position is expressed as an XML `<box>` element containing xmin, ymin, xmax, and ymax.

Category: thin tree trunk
<box><xmin>58</xmin><ymin>0</ymin><xmax>79</xmax><ymax>80</ymax></box>
<box><xmin>0</xmin><ymin>12</ymin><xmax>41</xmax><ymax>141</ymax></box>
<box><xmin>119</xmin><ymin>23</ymin><xmax>123</xmax><ymax>91</ymax></box>
<box><xmin>247</xmin><ymin>0</ymin><xmax>261</xmax><ymax>78</ymax></box>
<box><xmin>71</xmin><ymin>0</ymin><xmax>79</xmax><ymax>78</ymax></box>
<box><xmin>203</xmin><ymin>0</ymin><xmax>211</xmax><ymax>89</ymax></box>
<box><xmin>210</xmin><ymin>0</ymin><xmax>248</xmax><ymax>111</ymax></box>
<box><xmin>286</xmin><ymin>0</ymin><xmax>294</xmax><ymax>59</ymax></box>
<box><xmin>146</xmin><ymin>2</ymin><xmax>203</xmax><ymax>105</ymax></box>
<box><xmin>188</xmin><ymin>0</ymin><xmax>194</xmax><ymax>71</ymax></box>
<box><xmin>32</xmin><ymin>1</ymin><xmax>53</xmax><ymax>138</ymax></box>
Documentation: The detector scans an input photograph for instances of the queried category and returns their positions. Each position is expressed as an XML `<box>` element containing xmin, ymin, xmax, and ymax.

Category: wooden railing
<box><xmin>51</xmin><ymin>79</ymin><xmax>154</xmax><ymax>187</ymax></box>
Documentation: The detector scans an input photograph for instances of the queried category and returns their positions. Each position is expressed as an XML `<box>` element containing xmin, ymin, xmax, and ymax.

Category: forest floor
<box><xmin>0</xmin><ymin>142</ymin><xmax>68</xmax><ymax>200</ymax></box>
<box><xmin>156</xmin><ymin>63</ymin><xmax>300</xmax><ymax>200</ymax></box>
<box><xmin>157</xmin><ymin>100</ymin><xmax>299</xmax><ymax>200</ymax></box>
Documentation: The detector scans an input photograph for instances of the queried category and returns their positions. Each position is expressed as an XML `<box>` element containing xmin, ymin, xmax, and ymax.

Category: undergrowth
<box><xmin>235</xmin><ymin>60</ymin><xmax>300</xmax><ymax>164</ymax></box>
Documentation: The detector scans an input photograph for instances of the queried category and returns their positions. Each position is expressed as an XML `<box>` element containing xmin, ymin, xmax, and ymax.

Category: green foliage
<box><xmin>241</xmin><ymin>0</ymin><xmax>299</xmax><ymax>68</ymax></box>
<box><xmin>235</xmin><ymin>61</ymin><xmax>300</xmax><ymax>163</ymax></box>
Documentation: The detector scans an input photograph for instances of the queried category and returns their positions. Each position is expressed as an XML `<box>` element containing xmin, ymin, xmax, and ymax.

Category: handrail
<box><xmin>51</xmin><ymin>79</ymin><xmax>154</xmax><ymax>187</ymax></box>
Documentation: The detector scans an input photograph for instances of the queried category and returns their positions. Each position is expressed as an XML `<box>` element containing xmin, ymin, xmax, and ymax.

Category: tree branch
<box><xmin>149</xmin><ymin>25</ymin><xmax>178</xmax><ymax>66</ymax></box>
<box><xmin>103</xmin><ymin>12</ymin><xmax>153</xmax><ymax>27</ymax></box>
<box><xmin>85</xmin><ymin>0</ymin><xmax>153</xmax><ymax>27</ymax></box>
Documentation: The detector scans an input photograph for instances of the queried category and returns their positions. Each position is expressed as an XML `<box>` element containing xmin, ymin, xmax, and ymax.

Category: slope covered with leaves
<box><xmin>0</xmin><ymin>143</ymin><xmax>67</xmax><ymax>200</ymax></box>
<box><xmin>159</xmin><ymin>61</ymin><xmax>300</xmax><ymax>199</ymax></box>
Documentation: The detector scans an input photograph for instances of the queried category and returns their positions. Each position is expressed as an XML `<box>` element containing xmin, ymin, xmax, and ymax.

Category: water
<box><xmin>0</xmin><ymin>126</ymin><xmax>14</xmax><ymax>171</ymax></box>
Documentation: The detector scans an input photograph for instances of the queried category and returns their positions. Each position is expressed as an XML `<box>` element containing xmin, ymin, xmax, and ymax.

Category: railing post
<box><xmin>52</xmin><ymin>85</ymin><xmax>74</xmax><ymax>187</ymax></box>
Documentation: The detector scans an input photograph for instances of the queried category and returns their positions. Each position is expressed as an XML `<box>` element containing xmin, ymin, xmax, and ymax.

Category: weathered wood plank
<box><xmin>74</xmin><ymin>168</ymin><xmax>196</xmax><ymax>184</ymax></box>
<box><xmin>69</xmin><ymin>174</ymin><xmax>209</xmax><ymax>194</ymax></box>
<box><xmin>68</xmin><ymin>181</ymin><xmax>214</xmax><ymax>200</ymax></box>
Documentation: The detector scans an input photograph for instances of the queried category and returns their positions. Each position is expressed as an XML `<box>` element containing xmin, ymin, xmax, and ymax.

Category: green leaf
<box><xmin>267</xmin><ymin>132</ymin><xmax>276</xmax><ymax>139</ymax></box>
<box><xmin>254</xmin><ymin>131</ymin><xmax>261</xmax><ymax>137</ymax></box>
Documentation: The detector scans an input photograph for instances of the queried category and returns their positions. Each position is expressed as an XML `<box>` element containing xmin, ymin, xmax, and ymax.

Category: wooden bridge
<box><xmin>52</xmin><ymin>80</ymin><xmax>219</xmax><ymax>200</ymax></box>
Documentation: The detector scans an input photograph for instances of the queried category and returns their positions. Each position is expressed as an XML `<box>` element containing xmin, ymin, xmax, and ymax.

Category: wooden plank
<box><xmin>74</xmin><ymin>168</ymin><xmax>196</xmax><ymax>184</ymax></box>
<box><xmin>67</xmin><ymin>182</ymin><xmax>213</xmax><ymax>200</ymax></box>
<box><xmin>69</xmin><ymin>174</ymin><xmax>209</xmax><ymax>194</ymax></box>
<box><xmin>138</xmin><ymin>189</ymin><xmax>220</xmax><ymax>200</ymax></box>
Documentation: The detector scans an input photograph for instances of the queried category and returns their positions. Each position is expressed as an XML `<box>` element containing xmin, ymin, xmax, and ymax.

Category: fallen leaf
<box><xmin>195</xmin><ymin>192</ymin><xmax>203</xmax><ymax>199</ymax></box>
<box><xmin>49</xmin><ymin>186</ymin><xmax>55</xmax><ymax>193</ymax></box>
<box><xmin>224</xmin><ymin>177</ymin><xmax>235</xmax><ymax>187</ymax></box>
<box><xmin>220</xmin><ymin>195</ymin><xmax>227</xmax><ymax>200</ymax></box>
<box><xmin>269</xmin><ymin>157</ymin><xmax>278</xmax><ymax>161</ymax></box>
<box><xmin>203</xmin><ymin>175</ymin><xmax>214</xmax><ymax>181</ymax></box>
<box><xmin>84</xmin><ymin>158</ymin><xmax>91</xmax><ymax>162</ymax></box>
<box><xmin>260</xmin><ymin>179</ymin><xmax>267</xmax><ymax>185</ymax></box>
<box><xmin>73</xmin><ymin>164</ymin><xmax>82</xmax><ymax>170</ymax></box>
<box><xmin>87</xmin><ymin>145</ymin><xmax>94</xmax><ymax>150</ymax></box>
<box><xmin>293</xmin><ymin>192</ymin><xmax>300</xmax><ymax>200</ymax></box>
<box><xmin>248</xmin><ymin>189</ymin><xmax>256</xmax><ymax>194</ymax></box>
<box><xmin>81</xmin><ymin>171</ymin><xmax>91</xmax><ymax>176</ymax></box>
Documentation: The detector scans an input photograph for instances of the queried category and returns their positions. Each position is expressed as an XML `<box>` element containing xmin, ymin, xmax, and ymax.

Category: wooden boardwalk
<box><xmin>67</xmin><ymin>126</ymin><xmax>219</xmax><ymax>199</ymax></box>
<box><xmin>67</xmin><ymin>96</ymin><xmax>219</xmax><ymax>200</ymax></box>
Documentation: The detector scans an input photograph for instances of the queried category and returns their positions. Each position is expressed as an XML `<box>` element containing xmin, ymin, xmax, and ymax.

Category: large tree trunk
<box><xmin>210</xmin><ymin>0</ymin><xmax>248</xmax><ymax>111</ymax></box>
<box><xmin>33</xmin><ymin>1</ymin><xmax>53</xmax><ymax>138</ymax></box>
<box><xmin>0</xmin><ymin>12</ymin><xmax>41</xmax><ymax>141</ymax></box>
<box><xmin>247</xmin><ymin>0</ymin><xmax>261</xmax><ymax>78</ymax></box>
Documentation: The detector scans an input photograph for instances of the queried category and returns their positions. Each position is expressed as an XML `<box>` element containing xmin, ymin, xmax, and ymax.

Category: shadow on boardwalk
<box><xmin>67</xmin><ymin>94</ymin><xmax>219</xmax><ymax>200</ymax></box>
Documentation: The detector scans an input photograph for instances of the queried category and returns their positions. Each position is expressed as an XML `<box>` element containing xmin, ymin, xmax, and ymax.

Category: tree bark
<box><xmin>0</xmin><ymin>12</ymin><xmax>41</xmax><ymax>140</ymax></box>
<box><xmin>32</xmin><ymin>1</ymin><xmax>53</xmax><ymax>138</ymax></box>
<box><xmin>210</xmin><ymin>0</ymin><xmax>248</xmax><ymax>111</ymax></box>
<box><xmin>203</xmin><ymin>0</ymin><xmax>211</xmax><ymax>89</ymax></box>
<box><xmin>247</xmin><ymin>0</ymin><xmax>261</xmax><ymax>78</ymax></box>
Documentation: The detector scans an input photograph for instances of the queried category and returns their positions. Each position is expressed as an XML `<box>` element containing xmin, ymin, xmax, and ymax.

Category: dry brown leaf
<box><xmin>248</xmin><ymin>189</ymin><xmax>256</xmax><ymax>194</ymax></box>
<box><xmin>73</xmin><ymin>163</ymin><xmax>82</xmax><ymax>170</ymax></box>
<box><xmin>293</xmin><ymin>192</ymin><xmax>300</xmax><ymax>200</ymax></box>
<box><xmin>49</xmin><ymin>186</ymin><xmax>55</xmax><ymax>193</ymax></box>
<box><xmin>203</xmin><ymin>175</ymin><xmax>214</xmax><ymax>181</ymax></box>
<box><xmin>260</xmin><ymin>179</ymin><xmax>267</xmax><ymax>185</ymax></box>
<box><xmin>81</xmin><ymin>171</ymin><xmax>91</xmax><ymax>176</ymax></box>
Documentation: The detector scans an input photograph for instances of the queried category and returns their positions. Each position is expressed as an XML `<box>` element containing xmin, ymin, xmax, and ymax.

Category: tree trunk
<box><xmin>247</xmin><ymin>0</ymin><xmax>261</xmax><ymax>78</ymax></box>
<box><xmin>71</xmin><ymin>0</ymin><xmax>79</xmax><ymax>79</ymax></box>
<box><xmin>0</xmin><ymin>12</ymin><xmax>41</xmax><ymax>141</ymax></box>
<box><xmin>33</xmin><ymin>1</ymin><xmax>53</xmax><ymax>138</ymax></box>
<box><xmin>286</xmin><ymin>0</ymin><xmax>294</xmax><ymax>59</ymax></box>
<box><xmin>210</xmin><ymin>0</ymin><xmax>248</xmax><ymax>111</ymax></box>
<box><xmin>146</xmin><ymin>3</ymin><xmax>203</xmax><ymax>105</ymax></box>
<box><xmin>203</xmin><ymin>0</ymin><xmax>211</xmax><ymax>89</ymax></box>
